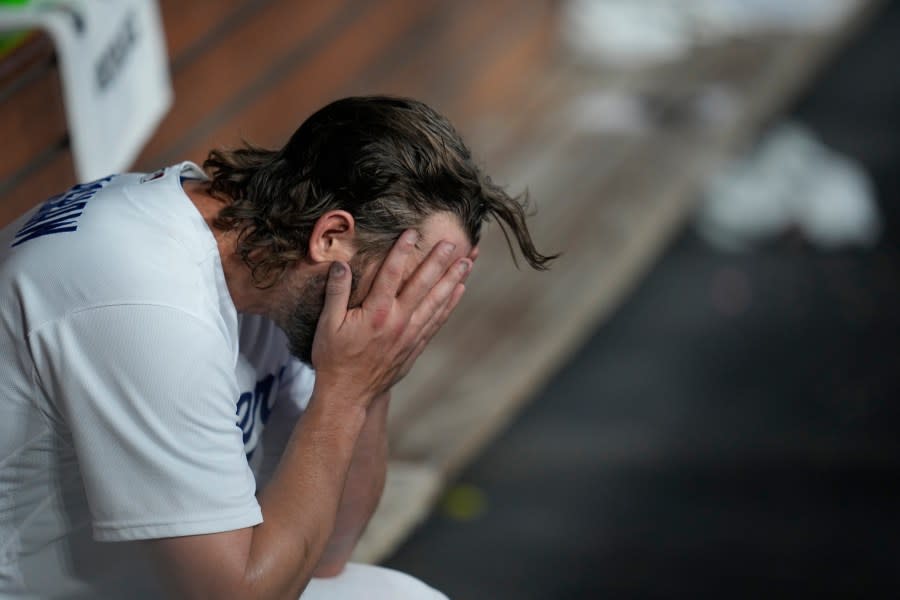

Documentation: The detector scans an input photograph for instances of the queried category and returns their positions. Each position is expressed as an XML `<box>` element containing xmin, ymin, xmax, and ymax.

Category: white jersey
<box><xmin>0</xmin><ymin>162</ymin><xmax>314</xmax><ymax>598</ymax></box>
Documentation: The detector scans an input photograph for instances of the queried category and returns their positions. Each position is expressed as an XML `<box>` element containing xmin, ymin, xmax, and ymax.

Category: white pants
<box><xmin>300</xmin><ymin>563</ymin><xmax>448</xmax><ymax>599</ymax></box>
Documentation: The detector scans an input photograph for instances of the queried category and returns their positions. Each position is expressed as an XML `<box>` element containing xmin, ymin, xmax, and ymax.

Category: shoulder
<box><xmin>2</xmin><ymin>162</ymin><xmax>209</xmax><ymax>264</ymax></box>
<box><xmin>2</xmin><ymin>163</ymin><xmax>229</xmax><ymax>333</ymax></box>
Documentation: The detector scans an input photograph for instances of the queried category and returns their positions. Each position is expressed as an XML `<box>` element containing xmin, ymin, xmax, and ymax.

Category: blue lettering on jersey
<box><xmin>236</xmin><ymin>366</ymin><xmax>288</xmax><ymax>455</ymax></box>
<box><xmin>11</xmin><ymin>175</ymin><xmax>114</xmax><ymax>248</ymax></box>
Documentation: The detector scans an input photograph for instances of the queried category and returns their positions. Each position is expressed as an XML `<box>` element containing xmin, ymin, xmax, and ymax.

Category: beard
<box><xmin>278</xmin><ymin>262</ymin><xmax>363</xmax><ymax>366</ymax></box>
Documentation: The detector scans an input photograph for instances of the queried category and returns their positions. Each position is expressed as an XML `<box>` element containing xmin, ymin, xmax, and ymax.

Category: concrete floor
<box><xmin>385</xmin><ymin>4</ymin><xmax>900</xmax><ymax>598</ymax></box>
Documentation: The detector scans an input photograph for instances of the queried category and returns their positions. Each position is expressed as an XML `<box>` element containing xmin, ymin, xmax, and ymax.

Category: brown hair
<box><xmin>204</xmin><ymin>95</ymin><xmax>557</xmax><ymax>287</ymax></box>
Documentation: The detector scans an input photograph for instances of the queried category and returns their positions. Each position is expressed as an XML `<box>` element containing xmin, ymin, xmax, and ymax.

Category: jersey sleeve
<box><xmin>29</xmin><ymin>304</ymin><xmax>262</xmax><ymax>542</ymax></box>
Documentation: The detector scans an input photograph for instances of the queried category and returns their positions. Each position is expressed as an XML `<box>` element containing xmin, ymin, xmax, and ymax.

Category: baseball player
<box><xmin>0</xmin><ymin>96</ymin><xmax>554</xmax><ymax>598</ymax></box>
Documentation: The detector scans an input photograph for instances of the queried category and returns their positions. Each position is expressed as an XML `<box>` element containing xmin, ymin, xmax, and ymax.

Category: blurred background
<box><xmin>2</xmin><ymin>0</ymin><xmax>898</xmax><ymax>597</ymax></box>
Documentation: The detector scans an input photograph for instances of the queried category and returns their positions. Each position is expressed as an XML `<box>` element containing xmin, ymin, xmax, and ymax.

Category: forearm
<box><xmin>313</xmin><ymin>391</ymin><xmax>391</xmax><ymax>577</ymax></box>
<box><xmin>247</xmin><ymin>386</ymin><xmax>369</xmax><ymax>597</ymax></box>
<box><xmin>151</xmin><ymin>384</ymin><xmax>370</xmax><ymax>600</ymax></box>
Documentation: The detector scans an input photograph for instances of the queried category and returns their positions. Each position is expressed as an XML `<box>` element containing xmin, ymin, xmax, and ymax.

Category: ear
<box><xmin>307</xmin><ymin>210</ymin><xmax>357</xmax><ymax>263</ymax></box>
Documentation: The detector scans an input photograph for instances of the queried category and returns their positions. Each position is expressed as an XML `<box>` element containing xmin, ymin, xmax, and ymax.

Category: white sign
<box><xmin>0</xmin><ymin>0</ymin><xmax>172</xmax><ymax>181</ymax></box>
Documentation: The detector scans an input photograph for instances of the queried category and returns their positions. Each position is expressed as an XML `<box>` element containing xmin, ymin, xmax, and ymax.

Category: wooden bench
<box><xmin>0</xmin><ymin>0</ymin><xmax>882</xmax><ymax>564</ymax></box>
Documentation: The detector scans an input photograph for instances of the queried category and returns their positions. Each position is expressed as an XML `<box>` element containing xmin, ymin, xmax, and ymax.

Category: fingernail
<box><xmin>440</xmin><ymin>241</ymin><xmax>457</xmax><ymax>255</ymax></box>
<box><xmin>404</xmin><ymin>230</ymin><xmax>419</xmax><ymax>245</ymax></box>
<box><xmin>331</xmin><ymin>261</ymin><xmax>345</xmax><ymax>277</ymax></box>
<box><xmin>458</xmin><ymin>260</ymin><xmax>471</xmax><ymax>274</ymax></box>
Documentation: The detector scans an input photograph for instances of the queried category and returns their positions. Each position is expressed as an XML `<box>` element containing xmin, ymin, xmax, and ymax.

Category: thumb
<box><xmin>318</xmin><ymin>261</ymin><xmax>351</xmax><ymax>333</ymax></box>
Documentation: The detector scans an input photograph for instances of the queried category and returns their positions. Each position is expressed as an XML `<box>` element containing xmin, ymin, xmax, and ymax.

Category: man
<box><xmin>0</xmin><ymin>96</ymin><xmax>554</xmax><ymax>598</ymax></box>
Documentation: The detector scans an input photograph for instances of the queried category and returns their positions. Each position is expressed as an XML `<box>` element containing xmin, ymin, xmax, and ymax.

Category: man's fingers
<box><xmin>417</xmin><ymin>281</ymin><xmax>466</xmax><ymax>346</ymax></box>
<box><xmin>318</xmin><ymin>261</ymin><xmax>351</xmax><ymax>333</ymax></box>
<box><xmin>403</xmin><ymin>255</ymin><xmax>470</xmax><ymax>346</ymax></box>
<box><xmin>426</xmin><ymin>259</ymin><xmax>470</xmax><ymax>317</ymax></box>
<box><xmin>440</xmin><ymin>282</ymin><xmax>467</xmax><ymax>324</ymax></box>
<box><xmin>365</xmin><ymin>230</ymin><xmax>420</xmax><ymax>306</ymax></box>
<box><xmin>397</xmin><ymin>281</ymin><xmax>466</xmax><ymax>381</ymax></box>
<box><xmin>398</xmin><ymin>242</ymin><xmax>462</xmax><ymax>310</ymax></box>
<box><xmin>417</xmin><ymin>259</ymin><xmax>471</xmax><ymax>335</ymax></box>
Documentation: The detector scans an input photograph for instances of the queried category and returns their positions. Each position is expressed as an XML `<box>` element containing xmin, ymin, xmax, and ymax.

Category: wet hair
<box><xmin>204</xmin><ymin>95</ymin><xmax>557</xmax><ymax>287</ymax></box>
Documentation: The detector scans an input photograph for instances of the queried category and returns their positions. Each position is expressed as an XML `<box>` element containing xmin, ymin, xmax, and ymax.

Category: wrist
<box><xmin>306</xmin><ymin>382</ymin><xmax>370</xmax><ymax>435</ymax></box>
<box><xmin>311</xmin><ymin>373</ymin><xmax>379</xmax><ymax>410</ymax></box>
